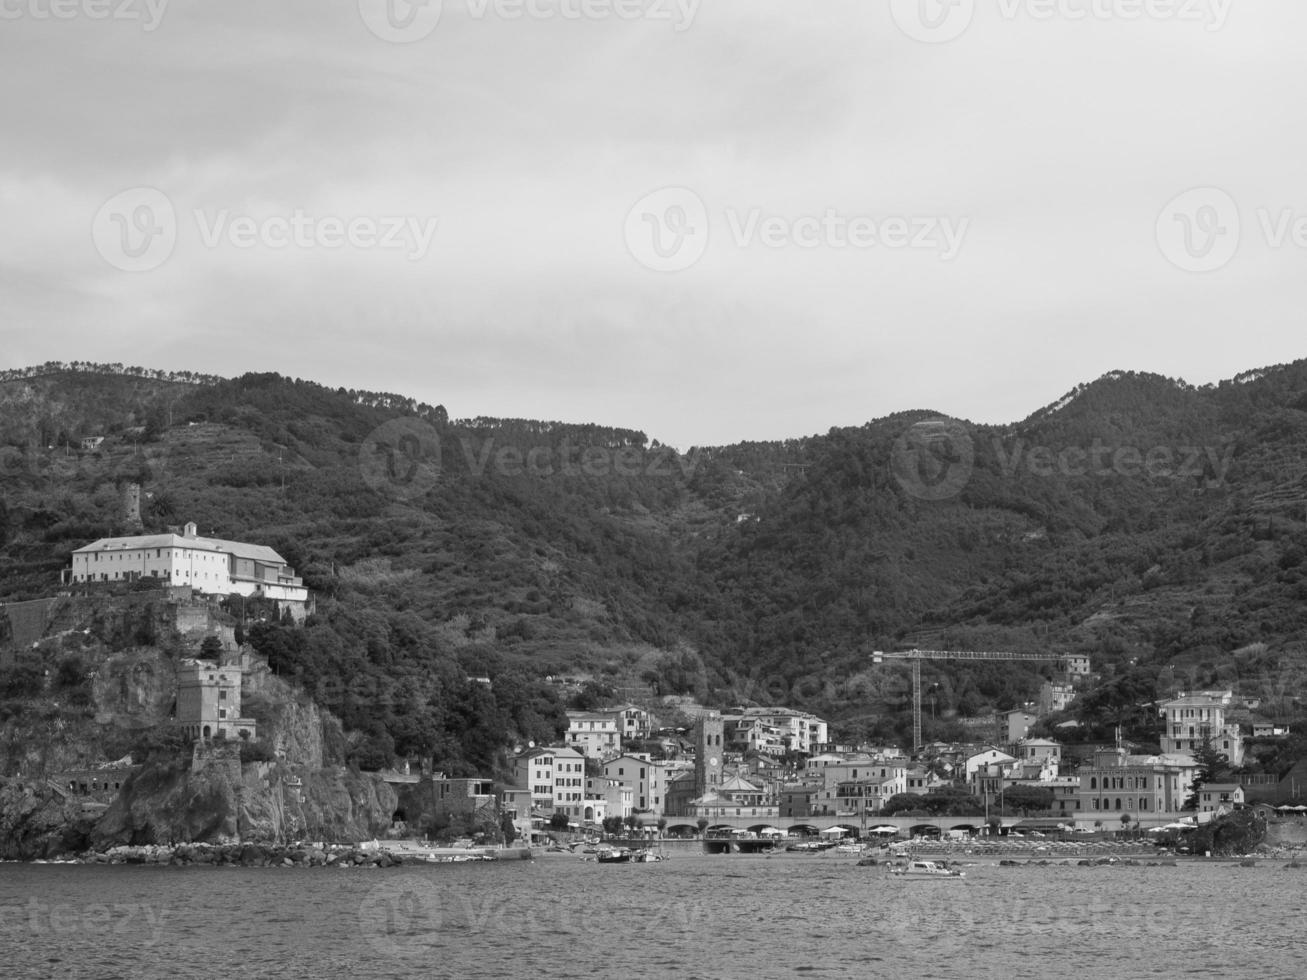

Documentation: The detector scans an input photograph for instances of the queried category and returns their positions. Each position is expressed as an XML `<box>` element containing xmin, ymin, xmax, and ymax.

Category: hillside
<box><xmin>2</xmin><ymin>361</ymin><xmax>1306</xmax><ymax>760</ymax></box>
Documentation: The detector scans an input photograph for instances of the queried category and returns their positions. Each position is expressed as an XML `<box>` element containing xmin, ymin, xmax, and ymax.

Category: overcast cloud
<box><xmin>2</xmin><ymin>0</ymin><xmax>1305</xmax><ymax>447</ymax></box>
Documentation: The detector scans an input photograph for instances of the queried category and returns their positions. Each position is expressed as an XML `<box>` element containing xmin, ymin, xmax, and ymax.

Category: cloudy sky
<box><xmin>3</xmin><ymin>0</ymin><xmax>1305</xmax><ymax>448</ymax></box>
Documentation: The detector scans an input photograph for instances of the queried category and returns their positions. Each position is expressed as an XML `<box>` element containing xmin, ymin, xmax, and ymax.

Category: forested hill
<box><xmin>2</xmin><ymin>361</ymin><xmax>1306</xmax><ymax>760</ymax></box>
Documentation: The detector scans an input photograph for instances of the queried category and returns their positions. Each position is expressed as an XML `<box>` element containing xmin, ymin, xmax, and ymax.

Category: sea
<box><xmin>1</xmin><ymin>852</ymin><xmax>1302</xmax><ymax>980</ymax></box>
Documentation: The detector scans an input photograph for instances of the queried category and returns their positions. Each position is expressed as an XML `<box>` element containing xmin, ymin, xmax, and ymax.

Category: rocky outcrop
<box><xmin>92</xmin><ymin>647</ymin><xmax>178</xmax><ymax>729</ymax></box>
<box><xmin>242</xmin><ymin>659</ymin><xmax>331</xmax><ymax>768</ymax></box>
<box><xmin>91</xmin><ymin>746</ymin><xmax>398</xmax><ymax>850</ymax></box>
<box><xmin>1</xmin><ymin>591</ymin><xmax>384</xmax><ymax>857</ymax></box>
<box><xmin>0</xmin><ymin>780</ymin><xmax>99</xmax><ymax>859</ymax></box>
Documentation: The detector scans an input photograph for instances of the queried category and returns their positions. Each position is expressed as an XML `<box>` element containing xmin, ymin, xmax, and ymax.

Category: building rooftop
<box><xmin>1161</xmin><ymin>691</ymin><xmax>1233</xmax><ymax>707</ymax></box>
<box><xmin>74</xmin><ymin>528</ymin><xmax>287</xmax><ymax>566</ymax></box>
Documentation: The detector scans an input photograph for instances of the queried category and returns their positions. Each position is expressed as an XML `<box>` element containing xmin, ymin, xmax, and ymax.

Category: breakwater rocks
<box><xmin>77</xmin><ymin>843</ymin><xmax>533</xmax><ymax>868</ymax></box>
<box><xmin>998</xmin><ymin>858</ymin><xmax>1179</xmax><ymax>868</ymax></box>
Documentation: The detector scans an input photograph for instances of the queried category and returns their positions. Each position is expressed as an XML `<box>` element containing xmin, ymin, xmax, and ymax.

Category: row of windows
<box><xmin>1171</xmin><ymin>707</ymin><xmax>1222</xmax><ymax>720</ymax></box>
<box><xmin>87</xmin><ymin>549</ymin><xmax>222</xmax><ymax>561</ymax></box>
<box><xmin>76</xmin><ymin>569</ymin><xmax>221</xmax><ymax>582</ymax></box>
<box><xmin>1089</xmin><ymin>797</ymin><xmax>1151</xmax><ymax>811</ymax></box>
<box><xmin>1087</xmin><ymin>776</ymin><xmax>1158</xmax><ymax>790</ymax></box>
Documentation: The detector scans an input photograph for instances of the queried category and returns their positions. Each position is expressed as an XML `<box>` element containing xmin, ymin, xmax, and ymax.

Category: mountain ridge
<box><xmin>2</xmin><ymin>357</ymin><xmax>1306</xmax><ymax>755</ymax></box>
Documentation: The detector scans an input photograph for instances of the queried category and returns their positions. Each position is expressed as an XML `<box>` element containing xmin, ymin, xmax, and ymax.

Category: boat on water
<box><xmin>889</xmin><ymin>859</ymin><xmax>966</xmax><ymax>879</ymax></box>
<box><xmin>595</xmin><ymin>847</ymin><xmax>665</xmax><ymax>863</ymax></box>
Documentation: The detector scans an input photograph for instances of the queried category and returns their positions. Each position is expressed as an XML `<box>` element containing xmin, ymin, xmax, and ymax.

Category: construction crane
<box><xmin>872</xmin><ymin>649</ymin><xmax>1080</xmax><ymax>753</ymax></box>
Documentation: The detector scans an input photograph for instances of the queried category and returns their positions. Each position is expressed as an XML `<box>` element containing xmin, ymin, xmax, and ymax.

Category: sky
<box><xmin>2</xmin><ymin>0</ymin><xmax>1306</xmax><ymax>449</ymax></box>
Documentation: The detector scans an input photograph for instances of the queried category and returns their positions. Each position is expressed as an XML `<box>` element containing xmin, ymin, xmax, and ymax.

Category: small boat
<box><xmin>596</xmin><ymin>848</ymin><xmax>632</xmax><ymax>863</ymax></box>
<box><xmin>889</xmin><ymin>859</ymin><xmax>966</xmax><ymax>879</ymax></box>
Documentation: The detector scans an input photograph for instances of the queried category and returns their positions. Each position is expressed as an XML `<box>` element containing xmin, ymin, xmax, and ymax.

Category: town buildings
<box><xmin>721</xmin><ymin>707</ymin><xmax>828</xmax><ymax>755</ymax></box>
<box><xmin>603</xmin><ymin>754</ymin><xmax>666</xmax><ymax>813</ymax></box>
<box><xmin>508</xmin><ymin>683</ymin><xmax>1275</xmax><ymax>834</ymax></box>
<box><xmin>1073</xmin><ymin>747</ymin><xmax>1196</xmax><ymax>818</ymax></box>
<box><xmin>1197</xmin><ymin>783</ymin><xmax>1245</xmax><ymax>814</ymax></box>
<box><xmin>1039</xmin><ymin>681</ymin><xmax>1076</xmax><ymax>716</ymax></box>
<box><xmin>610</xmin><ymin>704</ymin><xmax>653</xmax><ymax>741</ymax></box>
<box><xmin>1159</xmin><ymin>690</ymin><xmax>1246</xmax><ymax>767</ymax></box>
<box><xmin>514</xmin><ymin>746</ymin><xmax>587</xmax><ymax>819</ymax></box>
<box><xmin>565</xmin><ymin>711</ymin><xmax>621</xmax><ymax>759</ymax></box>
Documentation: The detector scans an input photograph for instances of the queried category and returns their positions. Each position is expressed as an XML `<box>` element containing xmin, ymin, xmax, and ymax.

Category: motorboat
<box><xmin>888</xmin><ymin>859</ymin><xmax>966</xmax><ymax>879</ymax></box>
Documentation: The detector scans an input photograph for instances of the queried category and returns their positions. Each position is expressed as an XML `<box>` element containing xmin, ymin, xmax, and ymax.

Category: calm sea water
<box><xmin>1</xmin><ymin>853</ymin><xmax>1303</xmax><ymax>979</ymax></box>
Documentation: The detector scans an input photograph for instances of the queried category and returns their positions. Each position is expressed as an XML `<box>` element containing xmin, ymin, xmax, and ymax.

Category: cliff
<box><xmin>92</xmin><ymin>744</ymin><xmax>398</xmax><ymax>848</ymax></box>
<box><xmin>0</xmin><ymin>780</ymin><xmax>99</xmax><ymax>859</ymax></box>
<box><xmin>0</xmin><ymin>591</ymin><xmax>395</xmax><ymax>857</ymax></box>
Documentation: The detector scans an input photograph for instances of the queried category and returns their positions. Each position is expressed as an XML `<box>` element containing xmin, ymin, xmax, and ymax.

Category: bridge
<box><xmin>661</xmin><ymin>812</ymin><xmax>1028</xmax><ymax>838</ymax></box>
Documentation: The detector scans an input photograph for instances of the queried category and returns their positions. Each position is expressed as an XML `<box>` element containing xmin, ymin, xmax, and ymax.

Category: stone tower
<box><xmin>123</xmin><ymin>483</ymin><xmax>143</xmax><ymax>529</ymax></box>
<box><xmin>694</xmin><ymin>710</ymin><xmax>724</xmax><ymax>799</ymax></box>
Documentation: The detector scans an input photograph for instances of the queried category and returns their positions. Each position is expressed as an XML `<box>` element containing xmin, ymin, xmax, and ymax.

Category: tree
<box><xmin>1188</xmin><ymin>810</ymin><xmax>1265</xmax><ymax>856</ymax></box>
<box><xmin>882</xmin><ymin>793</ymin><xmax>928</xmax><ymax>816</ymax></box>
<box><xmin>549</xmin><ymin>812</ymin><xmax>571</xmax><ymax>831</ymax></box>
<box><xmin>1183</xmin><ymin>736</ymin><xmax>1227</xmax><ymax>810</ymax></box>
<box><xmin>199</xmin><ymin>636</ymin><xmax>224</xmax><ymax>661</ymax></box>
<box><xmin>500</xmin><ymin>813</ymin><xmax>518</xmax><ymax>845</ymax></box>
<box><xmin>570</xmin><ymin>680</ymin><xmax>615</xmax><ymax>712</ymax></box>
<box><xmin>1002</xmin><ymin>784</ymin><xmax>1054</xmax><ymax>815</ymax></box>
<box><xmin>696</xmin><ymin>817</ymin><xmax>710</xmax><ymax>837</ymax></box>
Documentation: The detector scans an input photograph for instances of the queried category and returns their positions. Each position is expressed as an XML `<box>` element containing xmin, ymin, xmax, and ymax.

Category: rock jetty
<box><xmin>78</xmin><ymin>842</ymin><xmax>531</xmax><ymax>867</ymax></box>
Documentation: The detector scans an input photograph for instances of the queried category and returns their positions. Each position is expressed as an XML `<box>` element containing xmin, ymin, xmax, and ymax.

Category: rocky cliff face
<box><xmin>1</xmin><ymin>592</ymin><xmax>391</xmax><ymax>857</ymax></box>
<box><xmin>241</xmin><ymin>655</ymin><xmax>336</xmax><ymax>769</ymax></box>
<box><xmin>0</xmin><ymin>645</ymin><xmax>176</xmax><ymax>778</ymax></box>
<box><xmin>92</xmin><ymin>744</ymin><xmax>398</xmax><ymax>848</ymax></box>
<box><xmin>0</xmin><ymin>780</ymin><xmax>99</xmax><ymax>859</ymax></box>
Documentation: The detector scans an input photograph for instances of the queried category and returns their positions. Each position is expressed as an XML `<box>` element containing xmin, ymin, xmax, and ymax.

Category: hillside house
<box><xmin>566</xmin><ymin>711</ymin><xmax>621</xmax><ymax>758</ymax></box>
<box><xmin>1197</xmin><ymin>783</ymin><xmax>1245</xmax><ymax>815</ymax></box>
<box><xmin>1159</xmin><ymin>690</ymin><xmax>1245</xmax><ymax>767</ymax></box>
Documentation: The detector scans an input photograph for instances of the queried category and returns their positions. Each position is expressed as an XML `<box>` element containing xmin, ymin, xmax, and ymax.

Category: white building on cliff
<box><xmin>67</xmin><ymin>521</ymin><xmax>308</xmax><ymax>603</ymax></box>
